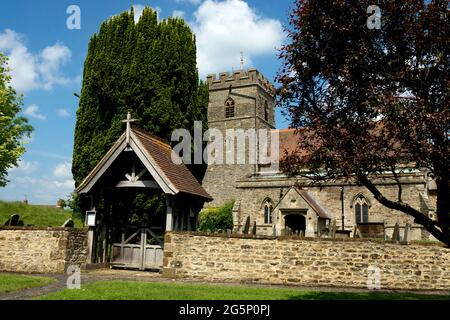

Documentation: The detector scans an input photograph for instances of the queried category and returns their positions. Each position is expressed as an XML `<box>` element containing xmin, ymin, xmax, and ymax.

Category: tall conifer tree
<box><xmin>72</xmin><ymin>8</ymin><xmax>208</xmax><ymax>187</ymax></box>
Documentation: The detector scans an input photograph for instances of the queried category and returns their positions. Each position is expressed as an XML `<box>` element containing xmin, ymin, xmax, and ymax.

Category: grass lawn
<box><xmin>36</xmin><ymin>280</ymin><xmax>449</xmax><ymax>300</ymax></box>
<box><xmin>0</xmin><ymin>273</ymin><xmax>56</xmax><ymax>294</ymax></box>
<box><xmin>0</xmin><ymin>201</ymin><xmax>83</xmax><ymax>228</ymax></box>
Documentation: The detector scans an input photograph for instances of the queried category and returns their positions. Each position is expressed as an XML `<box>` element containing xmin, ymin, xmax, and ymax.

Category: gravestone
<box><xmin>331</xmin><ymin>220</ymin><xmax>337</xmax><ymax>238</ymax></box>
<box><xmin>226</xmin><ymin>229</ymin><xmax>232</xmax><ymax>236</ymax></box>
<box><xmin>353</xmin><ymin>226</ymin><xmax>363</xmax><ymax>239</ymax></box>
<box><xmin>4</xmin><ymin>214</ymin><xmax>21</xmax><ymax>226</ymax></box>
<box><xmin>299</xmin><ymin>230</ymin><xmax>304</xmax><ymax>238</ymax></box>
<box><xmin>284</xmin><ymin>227</ymin><xmax>292</xmax><ymax>236</ymax></box>
<box><xmin>251</xmin><ymin>221</ymin><xmax>257</xmax><ymax>235</ymax></box>
<box><xmin>392</xmin><ymin>223</ymin><xmax>400</xmax><ymax>241</ymax></box>
<box><xmin>62</xmin><ymin>219</ymin><xmax>74</xmax><ymax>228</ymax></box>
<box><xmin>402</xmin><ymin>223</ymin><xmax>412</xmax><ymax>244</ymax></box>
<box><xmin>242</xmin><ymin>216</ymin><xmax>251</xmax><ymax>234</ymax></box>
<box><xmin>272</xmin><ymin>224</ymin><xmax>276</xmax><ymax>236</ymax></box>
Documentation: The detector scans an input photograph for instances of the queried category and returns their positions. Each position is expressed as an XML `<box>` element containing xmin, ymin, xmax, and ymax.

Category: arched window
<box><xmin>354</xmin><ymin>194</ymin><xmax>369</xmax><ymax>224</ymax></box>
<box><xmin>225</xmin><ymin>98</ymin><xmax>235</xmax><ymax>118</ymax></box>
<box><xmin>263</xmin><ymin>199</ymin><xmax>273</xmax><ymax>224</ymax></box>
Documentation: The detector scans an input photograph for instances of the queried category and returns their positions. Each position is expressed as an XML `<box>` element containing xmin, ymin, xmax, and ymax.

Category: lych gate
<box><xmin>76</xmin><ymin>113</ymin><xmax>212</xmax><ymax>270</ymax></box>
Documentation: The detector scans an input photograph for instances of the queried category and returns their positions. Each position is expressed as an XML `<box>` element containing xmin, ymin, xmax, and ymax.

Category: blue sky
<box><xmin>0</xmin><ymin>0</ymin><xmax>293</xmax><ymax>204</ymax></box>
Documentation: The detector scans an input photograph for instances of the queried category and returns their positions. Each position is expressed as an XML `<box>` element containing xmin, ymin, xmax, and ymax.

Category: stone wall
<box><xmin>0</xmin><ymin>227</ymin><xmax>87</xmax><ymax>273</ymax></box>
<box><xmin>163</xmin><ymin>232</ymin><xmax>450</xmax><ymax>291</ymax></box>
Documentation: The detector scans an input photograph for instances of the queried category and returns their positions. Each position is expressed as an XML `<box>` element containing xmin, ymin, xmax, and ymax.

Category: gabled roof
<box><xmin>295</xmin><ymin>187</ymin><xmax>332</xmax><ymax>219</ymax></box>
<box><xmin>76</xmin><ymin>126</ymin><xmax>212</xmax><ymax>201</ymax></box>
<box><xmin>273</xmin><ymin>185</ymin><xmax>332</xmax><ymax>219</ymax></box>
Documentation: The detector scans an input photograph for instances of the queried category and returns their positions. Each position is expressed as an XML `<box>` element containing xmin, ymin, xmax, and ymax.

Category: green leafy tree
<box><xmin>198</xmin><ymin>201</ymin><xmax>234</xmax><ymax>232</ymax></box>
<box><xmin>72</xmin><ymin>7</ymin><xmax>208</xmax><ymax>187</ymax></box>
<box><xmin>0</xmin><ymin>53</ymin><xmax>33</xmax><ymax>187</ymax></box>
<box><xmin>277</xmin><ymin>0</ymin><xmax>449</xmax><ymax>245</ymax></box>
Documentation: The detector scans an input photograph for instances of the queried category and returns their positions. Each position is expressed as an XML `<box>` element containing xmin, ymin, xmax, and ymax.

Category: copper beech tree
<box><xmin>277</xmin><ymin>0</ymin><xmax>449</xmax><ymax>245</ymax></box>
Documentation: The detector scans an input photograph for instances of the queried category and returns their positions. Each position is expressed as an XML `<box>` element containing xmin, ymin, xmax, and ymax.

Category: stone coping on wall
<box><xmin>165</xmin><ymin>231</ymin><xmax>447</xmax><ymax>248</ymax></box>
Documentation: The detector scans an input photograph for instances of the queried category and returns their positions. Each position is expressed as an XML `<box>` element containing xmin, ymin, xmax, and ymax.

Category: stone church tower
<box><xmin>202</xmin><ymin>68</ymin><xmax>276</xmax><ymax>207</ymax></box>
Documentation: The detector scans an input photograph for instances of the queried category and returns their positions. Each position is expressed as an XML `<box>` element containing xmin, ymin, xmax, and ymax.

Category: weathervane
<box><xmin>122</xmin><ymin>112</ymin><xmax>136</xmax><ymax>145</ymax></box>
<box><xmin>240</xmin><ymin>51</ymin><xmax>244</xmax><ymax>70</ymax></box>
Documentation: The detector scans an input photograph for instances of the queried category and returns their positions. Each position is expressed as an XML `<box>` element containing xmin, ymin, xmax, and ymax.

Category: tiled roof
<box><xmin>295</xmin><ymin>187</ymin><xmax>332</xmax><ymax>219</ymax></box>
<box><xmin>272</xmin><ymin>128</ymin><xmax>309</xmax><ymax>163</ymax></box>
<box><xmin>131</xmin><ymin>127</ymin><xmax>212</xmax><ymax>200</ymax></box>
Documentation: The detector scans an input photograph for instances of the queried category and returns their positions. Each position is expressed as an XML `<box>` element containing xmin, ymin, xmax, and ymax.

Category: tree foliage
<box><xmin>277</xmin><ymin>0</ymin><xmax>449</xmax><ymax>245</ymax></box>
<box><xmin>198</xmin><ymin>201</ymin><xmax>234</xmax><ymax>232</ymax></box>
<box><xmin>0</xmin><ymin>53</ymin><xmax>33</xmax><ymax>187</ymax></box>
<box><xmin>72</xmin><ymin>7</ymin><xmax>208</xmax><ymax>187</ymax></box>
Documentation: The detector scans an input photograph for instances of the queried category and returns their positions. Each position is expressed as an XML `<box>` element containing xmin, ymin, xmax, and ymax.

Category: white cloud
<box><xmin>0</xmin><ymin>29</ymin><xmax>38</xmax><ymax>92</ymax></box>
<box><xmin>57</xmin><ymin>108</ymin><xmax>70</xmax><ymax>118</ymax></box>
<box><xmin>6</xmin><ymin>175</ymin><xmax>75</xmax><ymax>204</ymax></box>
<box><xmin>0</xmin><ymin>29</ymin><xmax>77</xmax><ymax>92</ymax></box>
<box><xmin>24</xmin><ymin>104</ymin><xmax>46</xmax><ymax>120</ymax></box>
<box><xmin>38</xmin><ymin>43</ymin><xmax>72</xmax><ymax>90</ymax></box>
<box><xmin>53</xmin><ymin>162</ymin><xmax>72</xmax><ymax>179</ymax></box>
<box><xmin>132</xmin><ymin>4</ymin><xmax>161</xmax><ymax>22</ymax></box>
<box><xmin>172</xmin><ymin>10</ymin><xmax>186</xmax><ymax>19</ymax></box>
<box><xmin>191</xmin><ymin>0</ymin><xmax>284</xmax><ymax>78</ymax></box>
<box><xmin>9</xmin><ymin>160</ymin><xmax>40</xmax><ymax>174</ymax></box>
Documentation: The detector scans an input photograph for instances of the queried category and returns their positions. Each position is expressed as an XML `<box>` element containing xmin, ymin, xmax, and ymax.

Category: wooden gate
<box><xmin>111</xmin><ymin>227</ymin><xmax>164</xmax><ymax>271</ymax></box>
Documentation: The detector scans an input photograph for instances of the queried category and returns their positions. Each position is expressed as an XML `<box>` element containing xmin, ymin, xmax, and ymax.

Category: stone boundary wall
<box><xmin>163</xmin><ymin>232</ymin><xmax>450</xmax><ymax>291</ymax></box>
<box><xmin>0</xmin><ymin>227</ymin><xmax>88</xmax><ymax>273</ymax></box>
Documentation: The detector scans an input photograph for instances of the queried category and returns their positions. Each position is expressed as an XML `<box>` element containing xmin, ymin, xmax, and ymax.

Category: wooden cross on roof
<box><xmin>122</xmin><ymin>112</ymin><xmax>136</xmax><ymax>144</ymax></box>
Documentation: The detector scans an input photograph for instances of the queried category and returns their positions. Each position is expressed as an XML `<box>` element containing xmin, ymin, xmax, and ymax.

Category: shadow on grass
<box><xmin>286</xmin><ymin>290</ymin><xmax>450</xmax><ymax>300</ymax></box>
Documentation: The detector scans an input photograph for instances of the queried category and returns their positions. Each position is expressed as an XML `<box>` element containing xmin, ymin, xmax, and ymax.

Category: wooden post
<box><xmin>86</xmin><ymin>227</ymin><xmax>95</xmax><ymax>264</ymax></box>
<box><xmin>180</xmin><ymin>206</ymin><xmax>185</xmax><ymax>231</ymax></box>
<box><xmin>187</xmin><ymin>208</ymin><xmax>192</xmax><ymax>231</ymax></box>
<box><xmin>165</xmin><ymin>195</ymin><xmax>174</xmax><ymax>232</ymax></box>
<box><xmin>139</xmin><ymin>228</ymin><xmax>146</xmax><ymax>270</ymax></box>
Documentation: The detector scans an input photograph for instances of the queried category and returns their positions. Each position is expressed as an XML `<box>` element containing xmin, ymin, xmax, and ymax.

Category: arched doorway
<box><xmin>284</xmin><ymin>214</ymin><xmax>306</xmax><ymax>234</ymax></box>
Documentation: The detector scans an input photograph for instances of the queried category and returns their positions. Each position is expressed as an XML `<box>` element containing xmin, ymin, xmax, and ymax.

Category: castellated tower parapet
<box><xmin>206</xmin><ymin>68</ymin><xmax>275</xmax><ymax>96</ymax></box>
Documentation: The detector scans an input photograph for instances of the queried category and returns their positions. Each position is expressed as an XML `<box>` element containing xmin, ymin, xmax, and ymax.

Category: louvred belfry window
<box><xmin>225</xmin><ymin>97</ymin><xmax>235</xmax><ymax>118</ymax></box>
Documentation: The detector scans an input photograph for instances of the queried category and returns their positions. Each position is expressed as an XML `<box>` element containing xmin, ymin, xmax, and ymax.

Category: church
<box><xmin>201</xmin><ymin>68</ymin><xmax>438</xmax><ymax>241</ymax></box>
<box><xmin>73</xmin><ymin>67</ymin><xmax>438</xmax><ymax>270</ymax></box>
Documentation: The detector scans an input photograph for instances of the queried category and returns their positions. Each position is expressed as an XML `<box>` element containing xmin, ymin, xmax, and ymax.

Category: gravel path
<box><xmin>0</xmin><ymin>269</ymin><xmax>448</xmax><ymax>300</ymax></box>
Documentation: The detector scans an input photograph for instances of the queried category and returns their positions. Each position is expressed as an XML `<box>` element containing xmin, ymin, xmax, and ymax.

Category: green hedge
<box><xmin>198</xmin><ymin>201</ymin><xmax>234</xmax><ymax>232</ymax></box>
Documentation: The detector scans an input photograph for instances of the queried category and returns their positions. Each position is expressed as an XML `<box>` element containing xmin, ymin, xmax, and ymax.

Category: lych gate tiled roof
<box><xmin>131</xmin><ymin>127</ymin><xmax>212</xmax><ymax>200</ymax></box>
<box><xmin>76</xmin><ymin>126</ymin><xmax>212</xmax><ymax>201</ymax></box>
